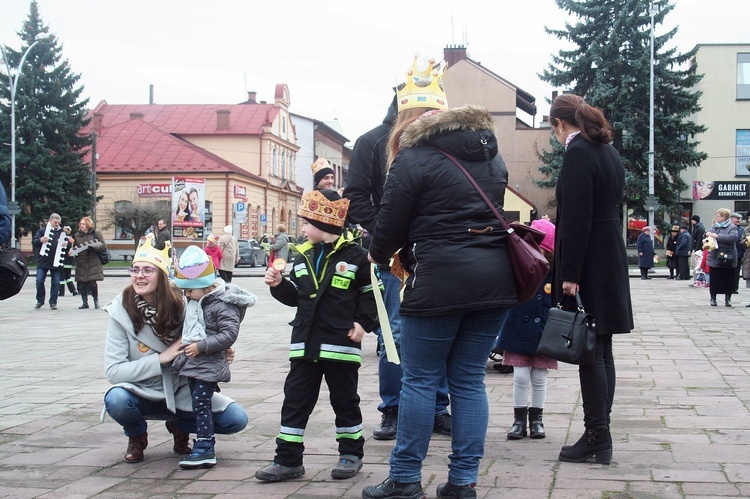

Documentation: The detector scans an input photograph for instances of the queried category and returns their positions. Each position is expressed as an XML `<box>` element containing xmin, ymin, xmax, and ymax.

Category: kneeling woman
<box><xmin>102</xmin><ymin>235</ymin><xmax>248</xmax><ymax>463</ymax></box>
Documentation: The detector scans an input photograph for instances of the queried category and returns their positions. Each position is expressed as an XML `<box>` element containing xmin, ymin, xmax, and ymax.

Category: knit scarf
<box><xmin>715</xmin><ymin>219</ymin><xmax>731</xmax><ymax>229</ymax></box>
<box><xmin>134</xmin><ymin>294</ymin><xmax>175</xmax><ymax>343</ymax></box>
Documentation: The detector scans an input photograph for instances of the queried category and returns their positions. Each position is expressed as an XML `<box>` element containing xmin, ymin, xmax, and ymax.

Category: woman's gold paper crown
<box><xmin>298</xmin><ymin>190</ymin><xmax>349</xmax><ymax>228</ymax></box>
<box><xmin>396</xmin><ymin>54</ymin><xmax>449</xmax><ymax>112</ymax></box>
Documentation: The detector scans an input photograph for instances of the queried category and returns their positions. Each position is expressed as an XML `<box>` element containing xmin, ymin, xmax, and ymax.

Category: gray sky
<box><xmin>1</xmin><ymin>0</ymin><xmax>748</xmax><ymax>143</ymax></box>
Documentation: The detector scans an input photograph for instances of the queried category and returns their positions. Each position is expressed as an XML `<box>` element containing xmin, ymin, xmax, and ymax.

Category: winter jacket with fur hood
<box><xmin>369</xmin><ymin>105</ymin><xmax>518</xmax><ymax>316</ymax></box>
<box><xmin>172</xmin><ymin>281</ymin><xmax>256</xmax><ymax>382</ymax></box>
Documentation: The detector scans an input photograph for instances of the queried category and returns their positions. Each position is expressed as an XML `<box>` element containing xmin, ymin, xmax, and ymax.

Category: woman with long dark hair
<box><xmin>549</xmin><ymin>94</ymin><xmax>633</xmax><ymax>465</ymax></box>
<box><xmin>102</xmin><ymin>236</ymin><xmax>248</xmax><ymax>463</ymax></box>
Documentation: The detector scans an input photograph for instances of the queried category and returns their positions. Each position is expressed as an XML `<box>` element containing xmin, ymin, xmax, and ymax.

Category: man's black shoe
<box><xmin>433</xmin><ymin>412</ymin><xmax>452</xmax><ymax>436</ymax></box>
<box><xmin>362</xmin><ymin>477</ymin><xmax>424</xmax><ymax>499</ymax></box>
<box><xmin>373</xmin><ymin>410</ymin><xmax>398</xmax><ymax>440</ymax></box>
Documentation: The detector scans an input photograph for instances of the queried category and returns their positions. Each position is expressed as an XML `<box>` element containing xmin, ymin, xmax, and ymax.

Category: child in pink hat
<box><xmin>492</xmin><ymin>218</ymin><xmax>558</xmax><ymax>441</ymax></box>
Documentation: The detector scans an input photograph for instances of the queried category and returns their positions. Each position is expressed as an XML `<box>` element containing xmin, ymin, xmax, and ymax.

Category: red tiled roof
<box><xmin>82</xmin><ymin>102</ymin><xmax>279</xmax><ymax>135</ymax></box>
<box><xmin>85</xmin><ymin>117</ymin><xmax>262</xmax><ymax>179</ymax></box>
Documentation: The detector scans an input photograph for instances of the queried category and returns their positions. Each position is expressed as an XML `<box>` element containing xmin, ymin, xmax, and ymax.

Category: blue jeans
<box><xmin>388</xmin><ymin>307</ymin><xmax>510</xmax><ymax>486</ymax></box>
<box><xmin>36</xmin><ymin>267</ymin><xmax>61</xmax><ymax>306</ymax></box>
<box><xmin>377</xmin><ymin>270</ymin><xmax>450</xmax><ymax>414</ymax></box>
<box><xmin>104</xmin><ymin>387</ymin><xmax>248</xmax><ymax>438</ymax></box>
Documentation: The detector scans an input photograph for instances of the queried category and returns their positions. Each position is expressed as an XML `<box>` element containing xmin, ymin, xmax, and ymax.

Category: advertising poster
<box><xmin>692</xmin><ymin>180</ymin><xmax>749</xmax><ymax>200</ymax></box>
<box><xmin>172</xmin><ymin>177</ymin><xmax>205</xmax><ymax>239</ymax></box>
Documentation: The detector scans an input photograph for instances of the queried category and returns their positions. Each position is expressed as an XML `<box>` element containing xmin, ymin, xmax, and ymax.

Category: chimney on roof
<box><xmin>247</xmin><ymin>91</ymin><xmax>257</xmax><ymax>104</ymax></box>
<box><xmin>216</xmin><ymin>109</ymin><xmax>231</xmax><ymax>130</ymax></box>
<box><xmin>92</xmin><ymin>112</ymin><xmax>103</xmax><ymax>135</ymax></box>
<box><xmin>130</xmin><ymin>112</ymin><xmax>144</xmax><ymax>120</ymax></box>
<box><xmin>443</xmin><ymin>45</ymin><xmax>467</xmax><ymax>68</ymax></box>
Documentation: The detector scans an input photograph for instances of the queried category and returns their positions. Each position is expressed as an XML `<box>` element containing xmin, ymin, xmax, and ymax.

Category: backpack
<box><xmin>0</xmin><ymin>246</ymin><xmax>29</xmax><ymax>300</ymax></box>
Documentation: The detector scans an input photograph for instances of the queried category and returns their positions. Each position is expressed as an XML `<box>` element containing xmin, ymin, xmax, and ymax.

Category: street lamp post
<box><xmin>647</xmin><ymin>1</ymin><xmax>656</xmax><ymax>240</ymax></box>
<box><xmin>0</xmin><ymin>33</ymin><xmax>49</xmax><ymax>249</ymax></box>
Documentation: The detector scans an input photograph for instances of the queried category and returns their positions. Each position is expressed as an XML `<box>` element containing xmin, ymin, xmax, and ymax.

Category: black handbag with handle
<box><xmin>536</xmin><ymin>291</ymin><xmax>596</xmax><ymax>365</ymax></box>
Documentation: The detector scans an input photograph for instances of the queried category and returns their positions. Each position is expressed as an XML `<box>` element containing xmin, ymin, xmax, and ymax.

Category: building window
<box><xmin>272</xmin><ymin>148</ymin><xmax>278</xmax><ymax>176</ymax></box>
<box><xmin>282</xmin><ymin>116</ymin><xmax>286</xmax><ymax>133</ymax></box>
<box><xmin>738</xmin><ymin>53</ymin><xmax>750</xmax><ymax>99</ymax></box>
<box><xmin>735</xmin><ymin>201</ymin><xmax>749</xmax><ymax>219</ymax></box>
<box><xmin>737</xmin><ymin>130</ymin><xmax>750</xmax><ymax>176</ymax></box>
<box><xmin>281</xmin><ymin>152</ymin><xmax>287</xmax><ymax>180</ymax></box>
<box><xmin>114</xmin><ymin>200</ymin><xmax>133</xmax><ymax>239</ymax></box>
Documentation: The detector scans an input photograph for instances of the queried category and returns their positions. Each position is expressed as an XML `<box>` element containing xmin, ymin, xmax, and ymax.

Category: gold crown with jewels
<box><xmin>396</xmin><ymin>54</ymin><xmax>448</xmax><ymax>112</ymax></box>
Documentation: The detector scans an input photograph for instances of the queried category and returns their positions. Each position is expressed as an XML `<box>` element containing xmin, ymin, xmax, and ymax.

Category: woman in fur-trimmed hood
<box><xmin>365</xmin><ymin>99</ymin><xmax>516</xmax><ymax>497</ymax></box>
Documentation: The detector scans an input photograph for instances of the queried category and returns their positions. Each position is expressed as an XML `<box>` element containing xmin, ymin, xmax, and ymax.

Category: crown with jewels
<box><xmin>396</xmin><ymin>54</ymin><xmax>448</xmax><ymax>112</ymax></box>
<box><xmin>298</xmin><ymin>190</ymin><xmax>349</xmax><ymax>229</ymax></box>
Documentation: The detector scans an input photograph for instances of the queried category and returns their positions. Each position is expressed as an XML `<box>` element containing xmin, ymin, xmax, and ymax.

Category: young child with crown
<box><xmin>171</xmin><ymin>246</ymin><xmax>256</xmax><ymax>469</ymax></box>
<box><xmin>255</xmin><ymin>188</ymin><xmax>381</xmax><ymax>483</ymax></box>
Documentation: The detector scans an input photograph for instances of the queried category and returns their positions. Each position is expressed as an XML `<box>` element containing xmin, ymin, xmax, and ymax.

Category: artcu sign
<box><xmin>137</xmin><ymin>183</ymin><xmax>172</xmax><ymax>197</ymax></box>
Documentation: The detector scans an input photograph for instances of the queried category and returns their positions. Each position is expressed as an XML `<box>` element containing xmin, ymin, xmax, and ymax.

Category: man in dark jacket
<box><xmin>153</xmin><ymin>219</ymin><xmax>171</xmax><ymax>255</ymax></box>
<box><xmin>675</xmin><ymin>225</ymin><xmax>692</xmax><ymax>280</ymax></box>
<box><xmin>691</xmin><ymin>215</ymin><xmax>706</xmax><ymax>253</ymax></box>
<box><xmin>730</xmin><ymin>213</ymin><xmax>744</xmax><ymax>292</ymax></box>
<box><xmin>343</xmin><ymin>95</ymin><xmax>451</xmax><ymax>440</ymax></box>
<box><xmin>32</xmin><ymin>213</ymin><xmax>71</xmax><ymax>309</ymax></box>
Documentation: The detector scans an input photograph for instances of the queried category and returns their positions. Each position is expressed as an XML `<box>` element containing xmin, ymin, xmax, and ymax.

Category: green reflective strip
<box><xmin>295</xmin><ymin>268</ymin><xmax>309</xmax><ymax>277</ymax></box>
<box><xmin>342</xmin><ymin>270</ymin><xmax>356</xmax><ymax>279</ymax></box>
<box><xmin>277</xmin><ymin>433</ymin><xmax>304</xmax><ymax>443</ymax></box>
<box><xmin>289</xmin><ymin>350</ymin><xmax>305</xmax><ymax>358</ymax></box>
<box><xmin>319</xmin><ymin>351</ymin><xmax>361</xmax><ymax>364</ymax></box>
<box><xmin>336</xmin><ymin>430</ymin><xmax>363</xmax><ymax>440</ymax></box>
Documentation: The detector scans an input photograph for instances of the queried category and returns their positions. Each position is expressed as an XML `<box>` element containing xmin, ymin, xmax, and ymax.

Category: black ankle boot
<box><xmin>559</xmin><ymin>427</ymin><xmax>612</xmax><ymax>464</ymax></box>
<box><xmin>725</xmin><ymin>296</ymin><xmax>732</xmax><ymax>307</ymax></box>
<box><xmin>507</xmin><ymin>407</ymin><xmax>527</xmax><ymax>440</ymax></box>
<box><xmin>528</xmin><ymin>407</ymin><xmax>545</xmax><ymax>439</ymax></box>
<box><xmin>710</xmin><ymin>296</ymin><xmax>717</xmax><ymax>306</ymax></box>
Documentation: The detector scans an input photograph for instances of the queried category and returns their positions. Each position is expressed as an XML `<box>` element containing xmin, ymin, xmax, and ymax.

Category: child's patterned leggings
<box><xmin>188</xmin><ymin>378</ymin><xmax>216</xmax><ymax>440</ymax></box>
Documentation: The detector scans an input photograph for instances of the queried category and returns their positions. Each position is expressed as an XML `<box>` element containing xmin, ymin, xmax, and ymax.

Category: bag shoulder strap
<box><xmin>431</xmin><ymin>146</ymin><xmax>510</xmax><ymax>232</ymax></box>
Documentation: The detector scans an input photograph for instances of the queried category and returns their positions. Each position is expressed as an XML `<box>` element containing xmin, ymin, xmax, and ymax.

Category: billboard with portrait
<box><xmin>692</xmin><ymin>180</ymin><xmax>749</xmax><ymax>200</ymax></box>
<box><xmin>172</xmin><ymin>177</ymin><xmax>205</xmax><ymax>239</ymax></box>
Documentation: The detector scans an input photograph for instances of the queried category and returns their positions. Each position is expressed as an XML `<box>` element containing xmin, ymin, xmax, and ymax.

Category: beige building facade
<box><xmin>684</xmin><ymin>44</ymin><xmax>750</xmax><ymax>223</ymax></box>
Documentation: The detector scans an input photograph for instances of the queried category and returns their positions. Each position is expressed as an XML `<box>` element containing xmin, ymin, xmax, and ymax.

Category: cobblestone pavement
<box><xmin>0</xmin><ymin>268</ymin><xmax>749</xmax><ymax>498</ymax></box>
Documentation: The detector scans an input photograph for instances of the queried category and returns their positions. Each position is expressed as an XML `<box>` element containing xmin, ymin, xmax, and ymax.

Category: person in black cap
<box><xmin>675</xmin><ymin>225</ymin><xmax>692</xmax><ymax>280</ymax></box>
<box><xmin>691</xmin><ymin>215</ymin><xmax>705</xmax><ymax>253</ymax></box>
<box><xmin>311</xmin><ymin>158</ymin><xmax>335</xmax><ymax>190</ymax></box>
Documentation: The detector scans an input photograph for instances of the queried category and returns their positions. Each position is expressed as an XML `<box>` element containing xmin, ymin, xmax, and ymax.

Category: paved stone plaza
<box><xmin>1</xmin><ymin>268</ymin><xmax>749</xmax><ymax>498</ymax></box>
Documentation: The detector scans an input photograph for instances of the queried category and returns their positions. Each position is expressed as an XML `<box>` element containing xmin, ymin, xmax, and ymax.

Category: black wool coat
<box><xmin>553</xmin><ymin>135</ymin><xmax>633</xmax><ymax>336</ymax></box>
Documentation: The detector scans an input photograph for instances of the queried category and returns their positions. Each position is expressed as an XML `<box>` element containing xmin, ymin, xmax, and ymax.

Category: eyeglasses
<box><xmin>128</xmin><ymin>266</ymin><xmax>157</xmax><ymax>277</ymax></box>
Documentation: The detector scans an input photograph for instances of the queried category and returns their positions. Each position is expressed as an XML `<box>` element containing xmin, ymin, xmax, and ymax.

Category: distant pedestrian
<box><xmin>172</xmin><ymin>246</ymin><xmax>256</xmax><ymax>469</ymax></box>
<box><xmin>691</xmin><ymin>215</ymin><xmax>705</xmax><ymax>253</ymax></box>
<box><xmin>636</xmin><ymin>226</ymin><xmax>655</xmax><ymax>280</ymax></box>
<box><xmin>705</xmin><ymin>208</ymin><xmax>738</xmax><ymax>307</ymax></box>
<box><xmin>675</xmin><ymin>225</ymin><xmax>692</xmax><ymax>280</ymax></box>
<box><xmin>730</xmin><ymin>213</ymin><xmax>744</xmax><ymax>292</ymax></box>
<box><xmin>218</xmin><ymin>225</ymin><xmax>239</xmax><ymax>283</ymax></box>
<box><xmin>665</xmin><ymin>225</ymin><xmax>679</xmax><ymax>279</ymax></box>
<box><xmin>32</xmin><ymin>213</ymin><xmax>73</xmax><ymax>310</ymax></box>
<box><xmin>204</xmin><ymin>234</ymin><xmax>223</xmax><ymax>271</ymax></box>
<box><xmin>73</xmin><ymin>217</ymin><xmax>107</xmax><ymax>309</ymax></box>
<box><xmin>268</xmin><ymin>224</ymin><xmax>290</xmax><ymax>265</ymax></box>
<box><xmin>58</xmin><ymin>226</ymin><xmax>78</xmax><ymax>297</ymax></box>
<box><xmin>153</xmin><ymin>219</ymin><xmax>171</xmax><ymax>256</ymax></box>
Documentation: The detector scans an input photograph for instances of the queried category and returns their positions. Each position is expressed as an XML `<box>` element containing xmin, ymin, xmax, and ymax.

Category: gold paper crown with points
<box><xmin>133</xmin><ymin>234</ymin><xmax>172</xmax><ymax>276</ymax></box>
<box><xmin>298</xmin><ymin>190</ymin><xmax>349</xmax><ymax>229</ymax></box>
<box><xmin>397</xmin><ymin>54</ymin><xmax>448</xmax><ymax>112</ymax></box>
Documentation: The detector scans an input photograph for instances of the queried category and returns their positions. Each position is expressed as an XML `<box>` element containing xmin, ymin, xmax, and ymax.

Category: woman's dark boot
<box><xmin>710</xmin><ymin>295</ymin><xmax>717</xmax><ymax>306</ymax></box>
<box><xmin>79</xmin><ymin>295</ymin><xmax>89</xmax><ymax>309</ymax></box>
<box><xmin>165</xmin><ymin>421</ymin><xmax>192</xmax><ymax>454</ymax></box>
<box><xmin>725</xmin><ymin>295</ymin><xmax>732</xmax><ymax>307</ymax></box>
<box><xmin>528</xmin><ymin>407</ymin><xmax>545</xmax><ymax>439</ymax></box>
<box><xmin>507</xmin><ymin>407</ymin><xmax>527</xmax><ymax>440</ymax></box>
<box><xmin>559</xmin><ymin>427</ymin><xmax>612</xmax><ymax>464</ymax></box>
<box><xmin>124</xmin><ymin>433</ymin><xmax>148</xmax><ymax>463</ymax></box>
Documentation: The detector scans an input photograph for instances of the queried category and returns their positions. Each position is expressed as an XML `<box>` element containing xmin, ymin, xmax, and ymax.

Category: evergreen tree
<box><xmin>0</xmin><ymin>1</ymin><xmax>91</xmax><ymax>240</ymax></box>
<box><xmin>538</xmin><ymin>0</ymin><xmax>706</xmax><ymax>219</ymax></box>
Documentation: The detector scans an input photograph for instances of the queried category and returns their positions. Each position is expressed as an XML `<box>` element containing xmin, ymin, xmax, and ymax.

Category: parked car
<box><xmin>237</xmin><ymin>239</ymin><xmax>268</xmax><ymax>267</ymax></box>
